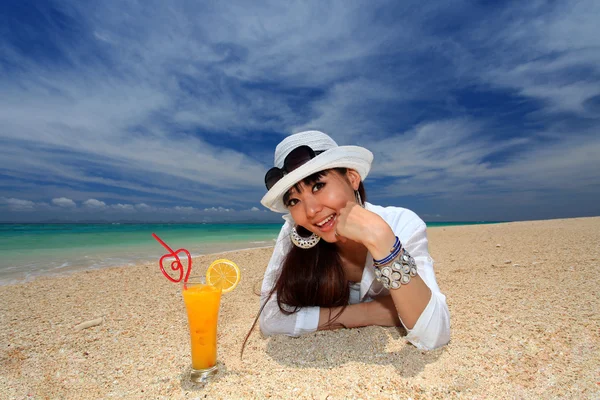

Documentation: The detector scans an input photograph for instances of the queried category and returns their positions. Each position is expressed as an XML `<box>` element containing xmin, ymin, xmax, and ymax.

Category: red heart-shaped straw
<box><xmin>152</xmin><ymin>233</ymin><xmax>192</xmax><ymax>283</ymax></box>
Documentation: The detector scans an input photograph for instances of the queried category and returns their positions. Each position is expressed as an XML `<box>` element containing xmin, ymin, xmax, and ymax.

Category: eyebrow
<box><xmin>283</xmin><ymin>170</ymin><xmax>328</xmax><ymax>204</ymax></box>
<box><xmin>283</xmin><ymin>186</ymin><xmax>300</xmax><ymax>205</ymax></box>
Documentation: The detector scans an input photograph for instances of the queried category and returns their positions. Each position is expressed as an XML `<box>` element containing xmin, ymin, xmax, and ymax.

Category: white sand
<box><xmin>1</xmin><ymin>217</ymin><xmax>599</xmax><ymax>399</ymax></box>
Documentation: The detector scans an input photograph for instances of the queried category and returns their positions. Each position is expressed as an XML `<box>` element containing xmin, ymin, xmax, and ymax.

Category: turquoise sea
<box><xmin>0</xmin><ymin>221</ymin><xmax>498</xmax><ymax>285</ymax></box>
<box><xmin>0</xmin><ymin>223</ymin><xmax>282</xmax><ymax>285</ymax></box>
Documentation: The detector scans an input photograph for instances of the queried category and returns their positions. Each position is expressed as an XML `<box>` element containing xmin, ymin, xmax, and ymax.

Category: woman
<box><xmin>258</xmin><ymin>130</ymin><xmax>450</xmax><ymax>350</ymax></box>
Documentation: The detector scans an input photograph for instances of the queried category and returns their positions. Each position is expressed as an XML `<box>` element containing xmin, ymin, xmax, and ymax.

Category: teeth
<box><xmin>316</xmin><ymin>215</ymin><xmax>334</xmax><ymax>227</ymax></box>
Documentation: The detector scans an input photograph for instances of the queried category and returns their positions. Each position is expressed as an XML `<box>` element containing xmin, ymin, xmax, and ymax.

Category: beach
<box><xmin>1</xmin><ymin>217</ymin><xmax>598</xmax><ymax>399</ymax></box>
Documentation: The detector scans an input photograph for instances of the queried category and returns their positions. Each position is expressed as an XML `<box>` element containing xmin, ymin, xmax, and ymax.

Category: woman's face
<box><xmin>285</xmin><ymin>169</ymin><xmax>360</xmax><ymax>243</ymax></box>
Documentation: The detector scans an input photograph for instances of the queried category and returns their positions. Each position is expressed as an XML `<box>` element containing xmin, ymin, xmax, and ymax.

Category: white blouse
<box><xmin>259</xmin><ymin>203</ymin><xmax>451</xmax><ymax>350</ymax></box>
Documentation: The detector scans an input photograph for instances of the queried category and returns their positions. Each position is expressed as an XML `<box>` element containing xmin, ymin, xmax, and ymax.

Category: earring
<box><xmin>355</xmin><ymin>190</ymin><xmax>364</xmax><ymax>208</ymax></box>
<box><xmin>290</xmin><ymin>226</ymin><xmax>320</xmax><ymax>249</ymax></box>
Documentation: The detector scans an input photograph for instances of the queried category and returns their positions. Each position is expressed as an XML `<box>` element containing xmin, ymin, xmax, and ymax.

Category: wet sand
<box><xmin>1</xmin><ymin>217</ymin><xmax>599</xmax><ymax>399</ymax></box>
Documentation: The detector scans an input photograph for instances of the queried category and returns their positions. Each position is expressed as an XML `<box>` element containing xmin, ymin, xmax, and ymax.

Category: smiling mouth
<box><xmin>315</xmin><ymin>214</ymin><xmax>336</xmax><ymax>231</ymax></box>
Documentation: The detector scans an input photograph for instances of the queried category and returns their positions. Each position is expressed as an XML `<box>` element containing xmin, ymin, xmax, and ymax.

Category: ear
<box><xmin>346</xmin><ymin>169</ymin><xmax>361</xmax><ymax>191</ymax></box>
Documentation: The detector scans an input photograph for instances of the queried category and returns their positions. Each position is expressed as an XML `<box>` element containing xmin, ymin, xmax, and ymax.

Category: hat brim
<box><xmin>260</xmin><ymin>145</ymin><xmax>373</xmax><ymax>213</ymax></box>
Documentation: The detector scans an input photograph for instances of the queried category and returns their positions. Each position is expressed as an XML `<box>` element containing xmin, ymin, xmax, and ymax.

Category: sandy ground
<box><xmin>1</xmin><ymin>217</ymin><xmax>599</xmax><ymax>399</ymax></box>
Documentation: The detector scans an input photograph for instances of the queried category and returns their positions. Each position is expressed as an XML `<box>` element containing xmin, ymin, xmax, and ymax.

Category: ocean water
<box><xmin>0</xmin><ymin>223</ymin><xmax>282</xmax><ymax>285</ymax></box>
<box><xmin>0</xmin><ymin>221</ymin><xmax>499</xmax><ymax>285</ymax></box>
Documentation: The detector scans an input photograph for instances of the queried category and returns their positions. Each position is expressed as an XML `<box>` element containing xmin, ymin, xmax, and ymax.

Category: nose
<box><xmin>303</xmin><ymin>194</ymin><xmax>322</xmax><ymax>219</ymax></box>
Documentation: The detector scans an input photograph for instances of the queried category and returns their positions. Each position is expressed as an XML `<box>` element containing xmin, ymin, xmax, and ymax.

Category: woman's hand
<box><xmin>335</xmin><ymin>201</ymin><xmax>395</xmax><ymax>257</ymax></box>
<box><xmin>318</xmin><ymin>296</ymin><xmax>401</xmax><ymax>330</ymax></box>
<box><xmin>335</xmin><ymin>201</ymin><xmax>374</xmax><ymax>242</ymax></box>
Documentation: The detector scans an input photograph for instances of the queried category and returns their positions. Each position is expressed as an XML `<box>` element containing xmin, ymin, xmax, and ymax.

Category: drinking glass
<box><xmin>181</xmin><ymin>277</ymin><xmax>222</xmax><ymax>382</ymax></box>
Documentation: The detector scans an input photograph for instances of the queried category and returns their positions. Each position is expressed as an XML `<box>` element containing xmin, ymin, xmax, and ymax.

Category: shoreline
<box><xmin>0</xmin><ymin>219</ymin><xmax>514</xmax><ymax>287</ymax></box>
<box><xmin>0</xmin><ymin>243</ymin><xmax>278</xmax><ymax>287</ymax></box>
<box><xmin>0</xmin><ymin>219</ymin><xmax>515</xmax><ymax>287</ymax></box>
<box><xmin>1</xmin><ymin>216</ymin><xmax>599</xmax><ymax>398</ymax></box>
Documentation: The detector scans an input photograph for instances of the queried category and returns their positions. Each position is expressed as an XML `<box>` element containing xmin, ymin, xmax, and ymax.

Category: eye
<box><xmin>286</xmin><ymin>198</ymin><xmax>299</xmax><ymax>208</ymax></box>
<box><xmin>312</xmin><ymin>182</ymin><xmax>325</xmax><ymax>193</ymax></box>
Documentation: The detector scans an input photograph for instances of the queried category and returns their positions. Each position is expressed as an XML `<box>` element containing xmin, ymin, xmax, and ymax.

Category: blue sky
<box><xmin>1</xmin><ymin>0</ymin><xmax>599</xmax><ymax>223</ymax></box>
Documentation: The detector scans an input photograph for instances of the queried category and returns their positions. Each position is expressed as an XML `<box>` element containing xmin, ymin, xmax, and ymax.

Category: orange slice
<box><xmin>206</xmin><ymin>259</ymin><xmax>241</xmax><ymax>293</ymax></box>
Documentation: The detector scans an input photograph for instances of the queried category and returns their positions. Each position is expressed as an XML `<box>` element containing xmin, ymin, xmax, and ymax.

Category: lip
<box><xmin>314</xmin><ymin>214</ymin><xmax>336</xmax><ymax>232</ymax></box>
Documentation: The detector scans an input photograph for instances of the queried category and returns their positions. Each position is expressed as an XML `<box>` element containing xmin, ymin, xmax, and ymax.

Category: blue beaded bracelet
<box><xmin>373</xmin><ymin>236</ymin><xmax>402</xmax><ymax>267</ymax></box>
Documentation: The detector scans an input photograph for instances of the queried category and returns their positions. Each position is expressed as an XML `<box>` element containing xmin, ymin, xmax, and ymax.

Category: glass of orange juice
<box><xmin>182</xmin><ymin>277</ymin><xmax>222</xmax><ymax>383</ymax></box>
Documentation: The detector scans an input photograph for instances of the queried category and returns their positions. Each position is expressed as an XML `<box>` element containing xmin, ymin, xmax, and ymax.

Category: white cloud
<box><xmin>3</xmin><ymin>197</ymin><xmax>36</xmax><ymax>211</ymax></box>
<box><xmin>112</xmin><ymin>203</ymin><xmax>135</xmax><ymax>211</ymax></box>
<box><xmin>368</xmin><ymin>119</ymin><xmax>513</xmax><ymax>178</ymax></box>
<box><xmin>370</xmin><ymin>120</ymin><xmax>600</xmax><ymax>201</ymax></box>
<box><xmin>83</xmin><ymin>199</ymin><xmax>106</xmax><ymax>208</ymax></box>
<box><xmin>291</xmin><ymin>78</ymin><xmax>407</xmax><ymax>141</ymax></box>
<box><xmin>52</xmin><ymin>197</ymin><xmax>76</xmax><ymax>208</ymax></box>
<box><xmin>0</xmin><ymin>1</ymin><xmax>598</xmax><ymax>221</ymax></box>
<box><xmin>135</xmin><ymin>203</ymin><xmax>152</xmax><ymax>211</ymax></box>
<box><xmin>204</xmin><ymin>206</ymin><xmax>233</xmax><ymax>212</ymax></box>
<box><xmin>466</xmin><ymin>1</ymin><xmax>600</xmax><ymax>115</ymax></box>
<box><xmin>174</xmin><ymin>206</ymin><xmax>196</xmax><ymax>213</ymax></box>
<box><xmin>250</xmin><ymin>207</ymin><xmax>260</xmax><ymax>211</ymax></box>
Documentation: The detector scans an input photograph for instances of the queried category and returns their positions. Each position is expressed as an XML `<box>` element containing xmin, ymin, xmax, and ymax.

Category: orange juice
<box><xmin>182</xmin><ymin>282</ymin><xmax>222</xmax><ymax>371</ymax></box>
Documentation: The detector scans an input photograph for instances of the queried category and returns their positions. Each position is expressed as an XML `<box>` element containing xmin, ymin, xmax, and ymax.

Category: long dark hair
<box><xmin>241</xmin><ymin>168</ymin><xmax>367</xmax><ymax>357</ymax></box>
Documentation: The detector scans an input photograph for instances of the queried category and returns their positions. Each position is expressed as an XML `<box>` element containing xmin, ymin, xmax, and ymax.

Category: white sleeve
<box><xmin>258</xmin><ymin>222</ymin><xmax>320</xmax><ymax>337</ymax></box>
<box><xmin>400</xmin><ymin>222</ymin><xmax>451</xmax><ymax>350</ymax></box>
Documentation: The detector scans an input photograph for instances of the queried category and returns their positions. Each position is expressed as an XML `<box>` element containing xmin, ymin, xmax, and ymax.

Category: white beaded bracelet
<box><xmin>374</xmin><ymin>248</ymin><xmax>418</xmax><ymax>290</ymax></box>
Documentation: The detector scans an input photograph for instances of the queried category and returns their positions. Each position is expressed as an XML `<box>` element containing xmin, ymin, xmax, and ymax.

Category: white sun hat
<box><xmin>260</xmin><ymin>130</ymin><xmax>373</xmax><ymax>213</ymax></box>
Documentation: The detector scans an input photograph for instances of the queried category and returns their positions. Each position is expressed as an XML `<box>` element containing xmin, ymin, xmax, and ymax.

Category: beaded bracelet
<box><xmin>373</xmin><ymin>236</ymin><xmax>401</xmax><ymax>267</ymax></box>
<box><xmin>374</xmin><ymin>247</ymin><xmax>418</xmax><ymax>290</ymax></box>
